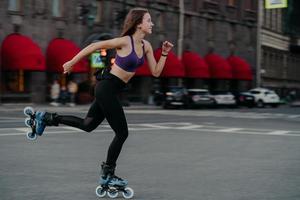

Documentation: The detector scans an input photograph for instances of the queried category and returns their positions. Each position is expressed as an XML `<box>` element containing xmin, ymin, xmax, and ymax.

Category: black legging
<box><xmin>56</xmin><ymin>73</ymin><xmax>127</xmax><ymax>166</ymax></box>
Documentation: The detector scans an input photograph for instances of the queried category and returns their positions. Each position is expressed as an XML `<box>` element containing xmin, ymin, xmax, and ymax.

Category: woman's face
<box><xmin>139</xmin><ymin>13</ymin><xmax>154</xmax><ymax>34</ymax></box>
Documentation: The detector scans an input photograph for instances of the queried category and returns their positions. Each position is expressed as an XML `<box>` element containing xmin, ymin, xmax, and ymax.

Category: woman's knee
<box><xmin>83</xmin><ymin>126</ymin><xmax>95</xmax><ymax>132</ymax></box>
<box><xmin>116</xmin><ymin>130</ymin><xmax>128</xmax><ymax>142</ymax></box>
<box><xmin>81</xmin><ymin>118</ymin><xmax>97</xmax><ymax>132</ymax></box>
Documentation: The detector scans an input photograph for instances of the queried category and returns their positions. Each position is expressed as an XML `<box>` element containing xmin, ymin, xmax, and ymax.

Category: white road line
<box><xmin>288</xmin><ymin>115</ymin><xmax>300</xmax><ymax>119</ymax></box>
<box><xmin>138</xmin><ymin>124</ymin><xmax>171</xmax><ymax>129</ymax></box>
<box><xmin>62</xmin><ymin>126</ymin><xmax>83</xmax><ymax>131</ymax></box>
<box><xmin>215</xmin><ymin>128</ymin><xmax>243</xmax><ymax>132</ymax></box>
<box><xmin>15</xmin><ymin>128</ymin><xmax>29</xmax><ymax>132</ymax></box>
<box><xmin>266</xmin><ymin>130</ymin><xmax>290</xmax><ymax>135</ymax></box>
<box><xmin>0</xmin><ymin>123</ymin><xmax>299</xmax><ymax>138</ymax></box>
<box><xmin>175</xmin><ymin>125</ymin><xmax>204</xmax><ymax>129</ymax></box>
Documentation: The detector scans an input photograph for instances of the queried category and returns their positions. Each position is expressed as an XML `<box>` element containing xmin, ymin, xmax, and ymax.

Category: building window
<box><xmin>157</xmin><ymin>12</ymin><xmax>165</xmax><ymax>32</ymax></box>
<box><xmin>33</xmin><ymin>0</ymin><xmax>46</xmax><ymax>15</ymax></box>
<box><xmin>94</xmin><ymin>0</ymin><xmax>103</xmax><ymax>23</ymax></box>
<box><xmin>191</xmin><ymin>0</ymin><xmax>198</xmax><ymax>11</ymax></box>
<box><xmin>277</xmin><ymin>9</ymin><xmax>282</xmax><ymax>32</ymax></box>
<box><xmin>228</xmin><ymin>0</ymin><xmax>236</xmax><ymax>6</ymax></box>
<box><xmin>245</xmin><ymin>26</ymin><xmax>255</xmax><ymax>47</ymax></box>
<box><xmin>207</xmin><ymin>19</ymin><xmax>215</xmax><ymax>50</ymax></box>
<box><xmin>8</xmin><ymin>0</ymin><xmax>22</xmax><ymax>12</ymax></box>
<box><xmin>265</xmin><ymin>9</ymin><xmax>271</xmax><ymax>29</ymax></box>
<box><xmin>245</xmin><ymin>0</ymin><xmax>255</xmax><ymax>10</ymax></box>
<box><xmin>52</xmin><ymin>0</ymin><xmax>64</xmax><ymax>18</ymax></box>
<box><xmin>184</xmin><ymin>15</ymin><xmax>192</xmax><ymax>37</ymax></box>
<box><xmin>207</xmin><ymin>19</ymin><xmax>215</xmax><ymax>41</ymax></box>
<box><xmin>227</xmin><ymin>23</ymin><xmax>236</xmax><ymax>42</ymax></box>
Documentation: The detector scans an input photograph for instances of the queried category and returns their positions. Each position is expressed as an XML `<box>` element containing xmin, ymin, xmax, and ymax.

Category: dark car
<box><xmin>187</xmin><ymin>89</ymin><xmax>215</xmax><ymax>108</ymax></box>
<box><xmin>233</xmin><ymin>92</ymin><xmax>255</xmax><ymax>108</ymax></box>
<box><xmin>162</xmin><ymin>86</ymin><xmax>189</xmax><ymax>109</ymax></box>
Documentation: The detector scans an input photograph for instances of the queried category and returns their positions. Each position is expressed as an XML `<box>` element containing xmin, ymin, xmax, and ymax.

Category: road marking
<box><xmin>138</xmin><ymin>124</ymin><xmax>171</xmax><ymax>129</ymax></box>
<box><xmin>287</xmin><ymin>115</ymin><xmax>300</xmax><ymax>119</ymax></box>
<box><xmin>175</xmin><ymin>125</ymin><xmax>204</xmax><ymax>129</ymax></box>
<box><xmin>0</xmin><ymin>122</ymin><xmax>299</xmax><ymax>137</ymax></box>
<box><xmin>15</xmin><ymin>128</ymin><xmax>28</xmax><ymax>132</ymax></box>
<box><xmin>216</xmin><ymin>128</ymin><xmax>243</xmax><ymax>132</ymax></box>
<box><xmin>266</xmin><ymin>130</ymin><xmax>290</xmax><ymax>135</ymax></box>
<box><xmin>62</xmin><ymin>126</ymin><xmax>82</xmax><ymax>131</ymax></box>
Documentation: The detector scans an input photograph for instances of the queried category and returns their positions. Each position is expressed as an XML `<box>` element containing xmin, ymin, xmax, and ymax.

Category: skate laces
<box><xmin>111</xmin><ymin>175</ymin><xmax>123</xmax><ymax>181</ymax></box>
<box><xmin>108</xmin><ymin>175</ymin><xmax>128</xmax><ymax>185</ymax></box>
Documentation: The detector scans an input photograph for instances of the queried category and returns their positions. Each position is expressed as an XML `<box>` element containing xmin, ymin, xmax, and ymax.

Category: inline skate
<box><xmin>95</xmin><ymin>162</ymin><xmax>134</xmax><ymax>199</ymax></box>
<box><xmin>23</xmin><ymin>107</ymin><xmax>58</xmax><ymax>140</ymax></box>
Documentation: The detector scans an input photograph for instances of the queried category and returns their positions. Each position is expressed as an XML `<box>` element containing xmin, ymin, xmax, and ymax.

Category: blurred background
<box><xmin>0</xmin><ymin>0</ymin><xmax>299</xmax><ymax>107</ymax></box>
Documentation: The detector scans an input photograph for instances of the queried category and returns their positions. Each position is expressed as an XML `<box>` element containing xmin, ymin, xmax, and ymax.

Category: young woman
<box><xmin>34</xmin><ymin>8</ymin><xmax>173</xmax><ymax>187</ymax></box>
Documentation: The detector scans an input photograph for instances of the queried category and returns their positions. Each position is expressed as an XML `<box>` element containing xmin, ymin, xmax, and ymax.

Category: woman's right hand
<box><xmin>63</xmin><ymin>61</ymin><xmax>74</xmax><ymax>74</ymax></box>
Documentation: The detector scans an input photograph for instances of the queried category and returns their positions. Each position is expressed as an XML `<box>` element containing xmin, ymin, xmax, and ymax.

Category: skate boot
<box><xmin>35</xmin><ymin>112</ymin><xmax>59</xmax><ymax>136</ymax></box>
<box><xmin>101</xmin><ymin>162</ymin><xmax>127</xmax><ymax>186</ymax></box>
<box><xmin>95</xmin><ymin>162</ymin><xmax>134</xmax><ymax>199</ymax></box>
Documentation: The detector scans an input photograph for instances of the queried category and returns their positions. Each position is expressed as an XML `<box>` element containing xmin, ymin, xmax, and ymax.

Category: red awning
<box><xmin>154</xmin><ymin>48</ymin><xmax>185</xmax><ymax>77</ymax></box>
<box><xmin>135</xmin><ymin>48</ymin><xmax>185</xmax><ymax>77</ymax></box>
<box><xmin>1</xmin><ymin>33</ymin><xmax>45</xmax><ymax>71</ymax></box>
<box><xmin>227</xmin><ymin>55</ymin><xmax>253</xmax><ymax>80</ymax></box>
<box><xmin>46</xmin><ymin>38</ymin><xmax>89</xmax><ymax>73</ymax></box>
<box><xmin>204</xmin><ymin>53</ymin><xmax>232</xmax><ymax>79</ymax></box>
<box><xmin>182</xmin><ymin>51</ymin><xmax>210</xmax><ymax>78</ymax></box>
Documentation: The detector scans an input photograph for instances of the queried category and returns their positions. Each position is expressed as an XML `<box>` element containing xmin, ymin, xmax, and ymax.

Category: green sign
<box><xmin>265</xmin><ymin>0</ymin><xmax>288</xmax><ymax>9</ymax></box>
<box><xmin>91</xmin><ymin>52</ymin><xmax>105</xmax><ymax>68</ymax></box>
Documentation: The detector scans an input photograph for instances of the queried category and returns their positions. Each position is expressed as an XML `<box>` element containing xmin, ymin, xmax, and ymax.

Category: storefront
<box><xmin>46</xmin><ymin>38</ymin><xmax>90</xmax><ymax>103</ymax></box>
<box><xmin>227</xmin><ymin>55</ymin><xmax>253</xmax><ymax>92</ymax></box>
<box><xmin>132</xmin><ymin>48</ymin><xmax>185</xmax><ymax>103</ymax></box>
<box><xmin>0</xmin><ymin>33</ymin><xmax>46</xmax><ymax>103</ymax></box>
<box><xmin>182</xmin><ymin>51</ymin><xmax>210</xmax><ymax>89</ymax></box>
<box><xmin>204</xmin><ymin>53</ymin><xmax>233</xmax><ymax>91</ymax></box>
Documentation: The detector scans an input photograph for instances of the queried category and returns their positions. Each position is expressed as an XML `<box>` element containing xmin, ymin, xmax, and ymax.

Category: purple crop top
<box><xmin>114</xmin><ymin>35</ymin><xmax>145</xmax><ymax>72</ymax></box>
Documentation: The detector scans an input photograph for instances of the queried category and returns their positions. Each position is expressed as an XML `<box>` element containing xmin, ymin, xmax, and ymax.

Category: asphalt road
<box><xmin>0</xmin><ymin>104</ymin><xmax>299</xmax><ymax>200</ymax></box>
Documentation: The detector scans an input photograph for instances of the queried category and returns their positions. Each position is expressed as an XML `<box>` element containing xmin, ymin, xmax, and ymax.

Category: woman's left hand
<box><xmin>62</xmin><ymin>60</ymin><xmax>74</xmax><ymax>74</ymax></box>
<box><xmin>162</xmin><ymin>41</ymin><xmax>174</xmax><ymax>54</ymax></box>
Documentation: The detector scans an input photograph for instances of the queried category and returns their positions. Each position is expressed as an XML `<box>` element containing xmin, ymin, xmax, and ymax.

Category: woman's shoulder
<box><xmin>112</xmin><ymin>36</ymin><xmax>130</xmax><ymax>49</ymax></box>
<box><xmin>142</xmin><ymin>39</ymin><xmax>152</xmax><ymax>51</ymax></box>
<box><xmin>116</xmin><ymin>35</ymin><xmax>131</xmax><ymax>43</ymax></box>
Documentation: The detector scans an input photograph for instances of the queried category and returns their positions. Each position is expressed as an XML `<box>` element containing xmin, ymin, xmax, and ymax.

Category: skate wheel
<box><xmin>25</xmin><ymin>118</ymin><xmax>33</xmax><ymax>127</ymax></box>
<box><xmin>95</xmin><ymin>185</ymin><xmax>106</xmax><ymax>198</ymax></box>
<box><xmin>26</xmin><ymin>131</ymin><xmax>37</xmax><ymax>141</ymax></box>
<box><xmin>24</xmin><ymin>106</ymin><xmax>34</xmax><ymax>117</ymax></box>
<box><xmin>107</xmin><ymin>189</ymin><xmax>118</xmax><ymax>198</ymax></box>
<box><xmin>122</xmin><ymin>187</ymin><xmax>134</xmax><ymax>199</ymax></box>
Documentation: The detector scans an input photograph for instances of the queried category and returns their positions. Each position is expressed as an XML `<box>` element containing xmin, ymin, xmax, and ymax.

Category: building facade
<box><xmin>260</xmin><ymin>0</ymin><xmax>300</xmax><ymax>97</ymax></box>
<box><xmin>0</xmin><ymin>0</ymin><xmax>258</xmax><ymax>104</ymax></box>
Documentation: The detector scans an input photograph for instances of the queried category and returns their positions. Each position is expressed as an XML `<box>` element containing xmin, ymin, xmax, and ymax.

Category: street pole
<box><xmin>177</xmin><ymin>0</ymin><xmax>184</xmax><ymax>59</ymax></box>
<box><xmin>177</xmin><ymin>0</ymin><xmax>184</xmax><ymax>86</ymax></box>
<box><xmin>0</xmin><ymin>66</ymin><xmax>2</xmax><ymax>105</ymax></box>
<box><xmin>256</xmin><ymin>0</ymin><xmax>263</xmax><ymax>87</ymax></box>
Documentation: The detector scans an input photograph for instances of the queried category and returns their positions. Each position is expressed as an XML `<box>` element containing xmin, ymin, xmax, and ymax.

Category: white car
<box><xmin>211</xmin><ymin>91</ymin><xmax>236</xmax><ymax>107</ymax></box>
<box><xmin>248</xmin><ymin>88</ymin><xmax>280</xmax><ymax>108</ymax></box>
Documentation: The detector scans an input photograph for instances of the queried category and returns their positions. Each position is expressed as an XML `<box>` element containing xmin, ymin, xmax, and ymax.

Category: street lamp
<box><xmin>256</xmin><ymin>0</ymin><xmax>263</xmax><ymax>87</ymax></box>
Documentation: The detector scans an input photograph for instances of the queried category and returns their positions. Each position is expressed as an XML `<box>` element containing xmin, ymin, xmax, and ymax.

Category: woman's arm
<box><xmin>63</xmin><ymin>37</ymin><xmax>127</xmax><ymax>74</ymax></box>
<box><xmin>144</xmin><ymin>40</ymin><xmax>174</xmax><ymax>77</ymax></box>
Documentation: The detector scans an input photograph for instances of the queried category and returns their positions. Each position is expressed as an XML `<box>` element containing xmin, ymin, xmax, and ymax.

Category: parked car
<box><xmin>187</xmin><ymin>89</ymin><xmax>215</xmax><ymax>108</ymax></box>
<box><xmin>162</xmin><ymin>86</ymin><xmax>189</xmax><ymax>109</ymax></box>
<box><xmin>211</xmin><ymin>91</ymin><xmax>236</xmax><ymax>107</ymax></box>
<box><xmin>233</xmin><ymin>92</ymin><xmax>256</xmax><ymax>108</ymax></box>
<box><xmin>248</xmin><ymin>88</ymin><xmax>281</xmax><ymax>108</ymax></box>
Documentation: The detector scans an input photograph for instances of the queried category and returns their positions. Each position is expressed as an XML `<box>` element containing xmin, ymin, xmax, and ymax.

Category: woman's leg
<box><xmin>51</xmin><ymin>100</ymin><xmax>105</xmax><ymax>132</ymax></box>
<box><xmin>95</xmin><ymin>87</ymin><xmax>128</xmax><ymax>167</ymax></box>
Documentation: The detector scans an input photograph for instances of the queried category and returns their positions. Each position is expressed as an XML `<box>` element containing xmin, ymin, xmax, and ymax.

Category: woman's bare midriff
<box><xmin>110</xmin><ymin>64</ymin><xmax>136</xmax><ymax>83</ymax></box>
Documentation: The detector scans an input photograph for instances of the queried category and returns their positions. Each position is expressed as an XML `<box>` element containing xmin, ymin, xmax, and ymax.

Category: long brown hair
<box><xmin>121</xmin><ymin>8</ymin><xmax>149</xmax><ymax>36</ymax></box>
